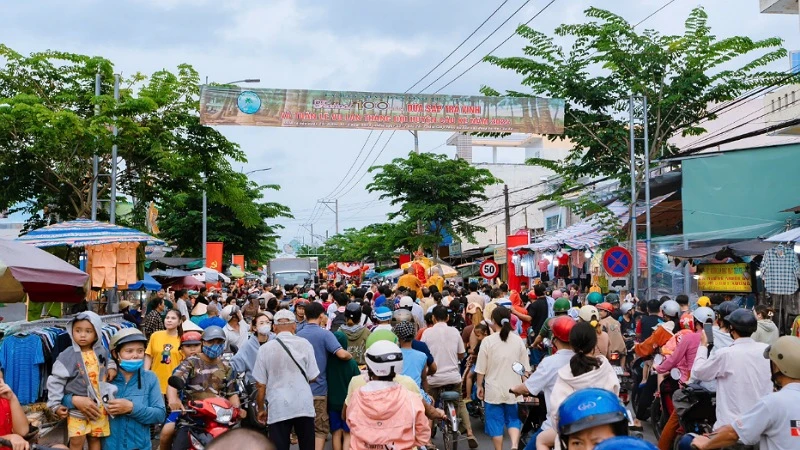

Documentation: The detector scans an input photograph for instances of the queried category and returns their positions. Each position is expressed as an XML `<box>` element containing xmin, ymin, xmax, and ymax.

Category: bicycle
<box><xmin>436</xmin><ymin>390</ymin><xmax>461</xmax><ymax>450</ymax></box>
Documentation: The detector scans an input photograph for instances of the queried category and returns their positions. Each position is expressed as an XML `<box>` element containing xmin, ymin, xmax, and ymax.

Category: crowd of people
<box><xmin>2</xmin><ymin>274</ymin><xmax>800</xmax><ymax>450</ymax></box>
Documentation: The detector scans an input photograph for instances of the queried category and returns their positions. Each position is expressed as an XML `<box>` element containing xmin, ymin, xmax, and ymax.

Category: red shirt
<box><xmin>0</xmin><ymin>398</ymin><xmax>13</xmax><ymax>450</ymax></box>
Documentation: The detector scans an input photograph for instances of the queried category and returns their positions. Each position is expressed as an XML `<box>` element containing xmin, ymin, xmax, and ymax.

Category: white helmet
<box><xmin>365</xmin><ymin>340</ymin><xmax>403</xmax><ymax>377</ymax></box>
<box><xmin>660</xmin><ymin>300</ymin><xmax>680</xmax><ymax>318</ymax></box>
<box><xmin>692</xmin><ymin>306</ymin><xmax>715</xmax><ymax>324</ymax></box>
<box><xmin>579</xmin><ymin>305</ymin><xmax>600</xmax><ymax>328</ymax></box>
<box><xmin>620</xmin><ymin>302</ymin><xmax>635</xmax><ymax>315</ymax></box>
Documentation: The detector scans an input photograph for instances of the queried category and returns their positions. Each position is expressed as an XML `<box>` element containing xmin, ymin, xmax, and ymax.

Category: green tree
<box><xmin>481</xmin><ymin>7</ymin><xmax>788</xmax><ymax>227</ymax></box>
<box><xmin>313</xmin><ymin>222</ymin><xmax>411</xmax><ymax>266</ymax></box>
<box><xmin>367</xmin><ymin>152</ymin><xmax>500</xmax><ymax>252</ymax></box>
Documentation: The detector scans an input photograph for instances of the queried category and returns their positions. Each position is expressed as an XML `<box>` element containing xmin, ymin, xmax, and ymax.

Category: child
<box><xmin>47</xmin><ymin>312</ymin><xmax>116</xmax><ymax>450</ymax></box>
<box><xmin>327</xmin><ymin>331</ymin><xmax>361</xmax><ymax>450</ymax></box>
<box><xmin>159</xmin><ymin>331</ymin><xmax>203</xmax><ymax>450</ymax></box>
<box><xmin>464</xmin><ymin>322</ymin><xmax>489</xmax><ymax>404</ymax></box>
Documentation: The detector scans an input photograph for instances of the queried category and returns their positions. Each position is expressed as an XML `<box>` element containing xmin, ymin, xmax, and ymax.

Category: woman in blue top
<box><xmin>102</xmin><ymin>328</ymin><xmax>166</xmax><ymax>450</ymax></box>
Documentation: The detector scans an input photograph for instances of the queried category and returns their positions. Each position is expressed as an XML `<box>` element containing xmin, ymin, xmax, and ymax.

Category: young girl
<box><xmin>47</xmin><ymin>312</ymin><xmax>116</xmax><ymax>450</ymax></box>
<box><xmin>159</xmin><ymin>331</ymin><xmax>202</xmax><ymax>450</ymax></box>
<box><xmin>464</xmin><ymin>323</ymin><xmax>489</xmax><ymax>405</ymax></box>
<box><xmin>104</xmin><ymin>329</ymin><xmax>166</xmax><ymax>450</ymax></box>
<box><xmin>145</xmin><ymin>309</ymin><xmax>183</xmax><ymax>395</ymax></box>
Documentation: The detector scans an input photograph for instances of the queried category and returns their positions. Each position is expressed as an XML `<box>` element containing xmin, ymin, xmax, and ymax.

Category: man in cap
<box><xmin>373</xmin><ymin>306</ymin><xmax>393</xmax><ymax>332</ymax></box>
<box><xmin>254</xmin><ymin>310</ymin><xmax>319</xmax><ymax>450</ymax></box>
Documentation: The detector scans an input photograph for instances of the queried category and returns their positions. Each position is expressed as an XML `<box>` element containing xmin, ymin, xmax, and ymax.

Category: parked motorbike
<box><xmin>168</xmin><ymin>376</ymin><xmax>242</xmax><ymax>450</ymax></box>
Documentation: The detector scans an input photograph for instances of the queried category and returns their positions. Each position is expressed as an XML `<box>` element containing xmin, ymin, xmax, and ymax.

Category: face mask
<box><xmin>257</xmin><ymin>324</ymin><xmax>272</xmax><ymax>335</ymax></box>
<box><xmin>119</xmin><ymin>359</ymin><xmax>144</xmax><ymax>372</ymax></box>
<box><xmin>203</xmin><ymin>343</ymin><xmax>225</xmax><ymax>359</ymax></box>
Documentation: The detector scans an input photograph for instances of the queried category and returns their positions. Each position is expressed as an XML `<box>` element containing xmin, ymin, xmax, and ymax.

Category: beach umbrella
<box><xmin>0</xmin><ymin>239</ymin><xmax>89</xmax><ymax>303</ymax></box>
<box><xmin>126</xmin><ymin>273</ymin><xmax>162</xmax><ymax>291</ymax></box>
<box><xmin>16</xmin><ymin>218</ymin><xmax>164</xmax><ymax>248</ymax></box>
<box><xmin>428</xmin><ymin>263</ymin><xmax>458</xmax><ymax>278</ymax></box>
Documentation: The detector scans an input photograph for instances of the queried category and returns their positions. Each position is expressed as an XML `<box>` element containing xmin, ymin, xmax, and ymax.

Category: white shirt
<box><xmin>252</xmin><ymin>331</ymin><xmax>320</xmax><ymax>424</ymax></box>
<box><xmin>223</xmin><ymin>321</ymin><xmax>249</xmax><ymax>352</ymax></box>
<box><xmin>731</xmin><ymin>383</ymin><xmax>800</xmax><ymax>450</ymax></box>
<box><xmin>688</xmin><ymin>326</ymin><xmax>734</xmax><ymax>390</ymax></box>
<box><xmin>422</xmin><ymin>322</ymin><xmax>465</xmax><ymax>387</ymax></box>
<box><xmin>692</xmin><ymin>337</ymin><xmax>772</xmax><ymax>430</ymax></box>
<box><xmin>524</xmin><ymin>349</ymin><xmax>574</xmax><ymax>430</ymax></box>
<box><xmin>410</xmin><ymin>303</ymin><xmax>425</xmax><ymax>330</ymax></box>
<box><xmin>176</xmin><ymin>298</ymin><xmax>190</xmax><ymax>320</ymax></box>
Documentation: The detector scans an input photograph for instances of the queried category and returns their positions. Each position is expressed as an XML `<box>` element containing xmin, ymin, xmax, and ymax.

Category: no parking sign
<box><xmin>603</xmin><ymin>246</ymin><xmax>633</xmax><ymax>277</ymax></box>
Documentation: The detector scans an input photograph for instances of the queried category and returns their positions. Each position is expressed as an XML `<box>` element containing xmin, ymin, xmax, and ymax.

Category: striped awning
<box><xmin>17</xmin><ymin>218</ymin><xmax>165</xmax><ymax>248</ymax></box>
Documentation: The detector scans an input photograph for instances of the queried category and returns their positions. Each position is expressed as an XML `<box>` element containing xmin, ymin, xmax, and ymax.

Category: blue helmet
<box><xmin>558</xmin><ymin>388</ymin><xmax>629</xmax><ymax>442</ymax></box>
<box><xmin>594</xmin><ymin>436</ymin><xmax>657</xmax><ymax>450</ymax></box>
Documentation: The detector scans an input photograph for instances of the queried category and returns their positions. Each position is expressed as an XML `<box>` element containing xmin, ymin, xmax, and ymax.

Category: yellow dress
<box><xmin>67</xmin><ymin>351</ymin><xmax>110</xmax><ymax>438</ymax></box>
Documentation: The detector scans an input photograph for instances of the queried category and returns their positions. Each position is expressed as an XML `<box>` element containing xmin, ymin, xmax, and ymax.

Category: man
<box><xmin>511</xmin><ymin>316</ymin><xmax>576</xmax><ymax>450</ymax></box>
<box><xmin>466</xmin><ymin>282</ymin><xmax>485</xmax><ymax>309</ymax></box>
<box><xmin>526</xmin><ymin>285</ymin><xmax>550</xmax><ymax>366</ymax></box>
<box><xmin>254</xmin><ymin>310</ymin><xmax>319</xmax><ymax>450</ymax></box>
<box><xmin>427</xmin><ymin>268</ymin><xmax>445</xmax><ymax>293</ymax></box>
<box><xmin>398</xmin><ymin>295</ymin><xmax>426</xmax><ymax>331</ymax></box>
<box><xmin>199</xmin><ymin>304</ymin><xmax>226</xmax><ymax>330</ymax></box>
<box><xmin>340</xmin><ymin>303</ymin><xmax>371</xmax><ymax>365</ymax></box>
<box><xmin>296</xmin><ymin>302</ymin><xmax>352</xmax><ymax>450</ymax></box>
<box><xmin>676</xmin><ymin>294</ymin><xmax>690</xmax><ymax>314</ymax></box>
<box><xmin>372</xmin><ymin>306</ymin><xmax>393</xmax><ymax>332</ymax></box>
<box><xmin>295</xmin><ymin>298</ymin><xmax>309</xmax><ymax>333</ymax></box>
<box><xmin>196</xmin><ymin>286</ymin><xmax>209</xmax><ymax>305</ymax></box>
<box><xmin>637</xmin><ymin>299</ymin><xmax>663</xmax><ymax>342</ymax></box>
<box><xmin>690</xmin><ymin>336</ymin><xmax>800</xmax><ymax>450</ymax></box>
<box><xmin>419</xmin><ymin>287</ymin><xmax>435</xmax><ymax>315</ymax></box>
<box><xmin>142</xmin><ymin>297</ymin><xmax>166</xmax><ymax>339</ymax></box>
<box><xmin>687</xmin><ymin>302</ymin><xmax>736</xmax><ymax>391</ymax></box>
<box><xmin>373</xmin><ymin>286</ymin><xmax>388</xmax><ymax>309</ymax></box>
<box><xmin>397</xmin><ymin>267</ymin><xmax>422</xmax><ymax>299</ymax></box>
<box><xmin>422</xmin><ymin>306</ymin><xmax>479</xmax><ymax>448</ymax></box>
<box><xmin>692</xmin><ymin>308</ymin><xmax>772</xmax><ymax>433</ymax></box>
<box><xmin>168</xmin><ymin>326</ymin><xmax>242</xmax><ymax>450</ymax></box>
<box><xmin>221</xmin><ymin>305</ymin><xmax>248</xmax><ymax>352</ymax></box>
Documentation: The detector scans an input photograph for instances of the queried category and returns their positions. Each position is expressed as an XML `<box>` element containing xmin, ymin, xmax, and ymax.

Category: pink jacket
<box><xmin>346</xmin><ymin>381</ymin><xmax>431</xmax><ymax>450</ymax></box>
<box><xmin>657</xmin><ymin>329</ymin><xmax>702</xmax><ymax>383</ymax></box>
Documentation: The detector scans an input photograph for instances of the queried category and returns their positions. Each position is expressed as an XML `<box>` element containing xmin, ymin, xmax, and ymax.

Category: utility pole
<box><xmin>643</xmin><ymin>96</ymin><xmax>652</xmax><ymax>299</ymax></box>
<box><xmin>110</xmin><ymin>74</ymin><xmax>119</xmax><ymax>224</ymax></box>
<box><xmin>91</xmin><ymin>71</ymin><xmax>101</xmax><ymax>220</ymax></box>
<box><xmin>503</xmin><ymin>184</ymin><xmax>511</xmax><ymax>238</ymax></box>
<box><xmin>629</xmin><ymin>95</ymin><xmax>639</xmax><ymax>298</ymax></box>
<box><xmin>320</xmin><ymin>200</ymin><xmax>339</xmax><ymax>235</ymax></box>
<box><xmin>412</xmin><ymin>130</ymin><xmax>423</xmax><ymax>236</ymax></box>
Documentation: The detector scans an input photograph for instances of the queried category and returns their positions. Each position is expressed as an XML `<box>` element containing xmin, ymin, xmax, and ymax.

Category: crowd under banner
<box><xmin>199</xmin><ymin>86</ymin><xmax>565</xmax><ymax>134</ymax></box>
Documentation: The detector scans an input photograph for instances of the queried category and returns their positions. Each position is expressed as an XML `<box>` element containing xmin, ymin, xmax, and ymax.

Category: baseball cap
<box><xmin>466</xmin><ymin>303</ymin><xmax>483</xmax><ymax>314</ymax></box>
<box><xmin>181</xmin><ymin>331</ymin><xmax>203</xmax><ymax>346</ymax></box>
<box><xmin>375</xmin><ymin>306</ymin><xmax>392</xmax><ymax>321</ymax></box>
<box><xmin>274</xmin><ymin>309</ymin><xmax>296</xmax><ymax>323</ymax></box>
<box><xmin>398</xmin><ymin>296</ymin><xmax>414</xmax><ymax>308</ymax></box>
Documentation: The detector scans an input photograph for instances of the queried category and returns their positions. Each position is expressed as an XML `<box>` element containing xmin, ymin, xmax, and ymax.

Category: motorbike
<box><xmin>630</xmin><ymin>354</ymin><xmax>657</xmax><ymax>420</ymax></box>
<box><xmin>671</xmin><ymin>384</ymin><xmax>716</xmax><ymax>450</ymax></box>
<box><xmin>168</xmin><ymin>376</ymin><xmax>242</xmax><ymax>450</ymax></box>
<box><xmin>235</xmin><ymin>372</ymin><xmax>267</xmax><ymax>433</ymax></box>
<box><xmin>512</xmin><ymin>362</ymin><xmax>547</xmax><ymax>448</ymax></box>
<box><xmin>609</xmin><ymin>351</ymin><xmax>633</xmax><ymax>405</ymax></box>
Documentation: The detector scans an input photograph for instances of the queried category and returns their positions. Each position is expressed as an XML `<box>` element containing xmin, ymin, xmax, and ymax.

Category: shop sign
<box><xmin>449</xmin><ymin>242</ymin><xmax>462</xmax><ymax>257</ymax></box>
<box><xmin>200</xmin><ymin>86</ymin><xmax>565</xmax><ymax>134</ymax></box>
<box><xmin>697</xmin><ymin>263</ymin><xmax>752</xmax><ymax>293</ymax></box>
<box><xmin>493</xmin><ymin>245</ymin><xmax>507</xmax><ymax>264</ymax></box>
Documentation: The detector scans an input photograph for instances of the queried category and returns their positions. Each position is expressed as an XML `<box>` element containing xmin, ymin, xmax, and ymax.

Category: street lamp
<box><xmin>224</xmin><ymin>79</ymin><xmax>261</xmax><ymax>84</ymax></box>
<box><xmin>244</xmin><ymin>167</ymin><xmax>272</xmax><ymax>176</ymax></box>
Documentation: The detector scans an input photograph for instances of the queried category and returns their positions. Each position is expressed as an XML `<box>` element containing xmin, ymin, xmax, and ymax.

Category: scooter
<box><xmin>168</xmin><ymin>376</ymin><xmax>242</xmax><ymax>450</ymax></box>
<box><xmin>672</xmin><ymin>384</ymin><xmax>716</xmax><ymax>449</ymax></box>
<box><xmin>512</xmin><ymin>362</ymin><xmax>547</xmax><ymax>448</ymax></box>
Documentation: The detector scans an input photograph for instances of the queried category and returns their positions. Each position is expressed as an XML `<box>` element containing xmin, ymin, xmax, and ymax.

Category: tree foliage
<box><xmin>367</xmin><ymin>152</ymin><xmax>500</xmax><ymax>251</ymax></box>
<box><xmin>310</xmin><ymin>222</ymin><xmax>415</xmax><ymax>266</ymax></box>
<box><xmin>482</xmin><ymin>7</ymin><xmax>788</xmax><ymax>200</ymax></box>
<box><xmin>0</xmin><ymin>45</ymin><xmax>290</xmax><ymax>259</ymax></box>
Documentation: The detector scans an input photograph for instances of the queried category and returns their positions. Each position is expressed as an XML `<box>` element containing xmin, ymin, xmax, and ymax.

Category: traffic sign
<box><xmin>480</xmin><ymin>260</ymin><xmax>500</xmax><ymax>279</ymax></box>
<box><xmin>603</xmin><ymin>246</ymin><xmax>633</xmax><ymax>277</ymax></box>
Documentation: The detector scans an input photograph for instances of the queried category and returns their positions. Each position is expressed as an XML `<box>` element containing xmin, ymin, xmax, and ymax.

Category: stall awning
<box><xmin>16</xmin><ymin>218</ymin><xmax>165</xmax><ymax>247</ymax></box>
<box><xmin>510</xmin><ymin>194</ymin><xmax>671</xmax><ymax>252</ymax></box>
<box><xmin>665</xmin><ymin>239</ymin><xmax>776</xmax><ymax>258</ymax></box>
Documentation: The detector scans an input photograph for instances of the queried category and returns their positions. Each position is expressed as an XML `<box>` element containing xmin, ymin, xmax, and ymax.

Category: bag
<box><xmin>330</xmin><ymin>310</ymin><xmax>346</xmax><ymax>332</ymax></box>
<box><xmin>275</xmin><ymin>338</ymin><xmax>308</xmax><ymax>381</ymax></box>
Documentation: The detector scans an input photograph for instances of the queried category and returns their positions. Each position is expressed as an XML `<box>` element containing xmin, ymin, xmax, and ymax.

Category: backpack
<box><xmin>330</xmin><ymin>310</ymin><xmax>347</xmax><ymax>332</ymax></box>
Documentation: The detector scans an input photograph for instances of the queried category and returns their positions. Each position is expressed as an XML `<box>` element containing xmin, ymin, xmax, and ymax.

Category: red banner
<box><xmin>206</xmin><ymin>242</ymin><xmax>223</xmax><ymax>271</ymax></box>
<box><xmin>232</xmin><ymin>254</ymin><xmax>245</xmax><ymax>270</ymax></box>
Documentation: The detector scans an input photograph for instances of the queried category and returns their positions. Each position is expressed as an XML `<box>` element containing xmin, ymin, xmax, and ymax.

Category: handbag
<box><xmin>275</xmin><ymin>338</ymin><xmax>309</xmax><ymax>381</ymax></box>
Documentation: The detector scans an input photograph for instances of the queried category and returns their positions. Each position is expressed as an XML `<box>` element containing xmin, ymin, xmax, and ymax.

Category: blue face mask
<box><xmin>119</xmin><ymin>359</ymin><xmax>144</xmax><ymax>372</ymax></box>
<box><xmin>203</xmin><ymin>343</ymin><xmax>225</xmax><ymax>359</ymax></box>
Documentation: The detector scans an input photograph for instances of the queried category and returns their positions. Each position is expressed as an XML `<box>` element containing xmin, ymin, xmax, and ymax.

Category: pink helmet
<box><xmin>552</xmin><ymin>290</ymin><xmax>563</xmax><ymax>300</ymax></box>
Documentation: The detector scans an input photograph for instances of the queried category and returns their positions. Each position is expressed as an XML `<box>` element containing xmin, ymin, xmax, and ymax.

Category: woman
<box><xmin>231</xmin><ymin>313</ymin><xmax>274</xmax><ymax>382</ymax></box>
<box><xmin>536</xmin><ymin>321</ymin><xmax>619</xmax><ymax>450</ymax></box>
<box><xmin>475</xmin><ymin>306</ymin><xmax>530</xmax><ymax>450</ymax></box>
<box><xmin>103</xmin><ymin>329</ymin><xmax>165</xmax><ymax>450</ymax></box>
<box><xmin>144</xmin><ymin>309</ymin><xmax>183</xmax><ymax>395</ymax></box>
<box><xmin>752</xmin><ymin>305</ymin><xmax>779</xmax><ymax>345</ymax></box>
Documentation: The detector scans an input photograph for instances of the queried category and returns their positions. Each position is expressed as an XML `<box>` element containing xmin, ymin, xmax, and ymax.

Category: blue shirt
<box><xmin>0</xmin><ymin>334</ymin><xmax>45</xmax><ymax>404</ymax></box>
<box><xmin>199</xmin><ymin>316</ymin><xmax>226</xmax><ymax>330</ymax></box>
<box><xmin>296</xmin><ymin>323</ymin><xmax>343</xmax><ymax>396</ymax></box>
<box><xmin>401</xmin><ymin>348</ymin><xmax>427</xmax><ymax>388</ymax></box>
<box><xmin>374</xmin><ymin>295</ymin><xmax>387</xmax><ymax>308</ymax></box>
<box><xmin>102</xmin><ymin>369</ymin><xmax>166</xmax><ymax>450</ymax></box>
<box><xmin>411</xmin><ymin>340</ymin><xmax>435</xmax><ymax>367</ymax></box>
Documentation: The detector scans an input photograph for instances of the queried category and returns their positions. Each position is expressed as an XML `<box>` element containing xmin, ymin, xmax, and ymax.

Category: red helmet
<box><xmin>597</xmin><ymin>302</ymin><xmax>614</xmax><ymax>314</ymax></box>
<box><xmin>679</xmin><ymin>312</ymin><xmax>694</xmax><ymax>330</ymax></box>
<box><xmin>551</xmin><ymin>316</ymin><xmax>576</xmax><ymax>343</ymax></box>
<box><xmin>180</xmin><ymin>331</ymin><xmax>202</xmax><ymax>346</ymax></box>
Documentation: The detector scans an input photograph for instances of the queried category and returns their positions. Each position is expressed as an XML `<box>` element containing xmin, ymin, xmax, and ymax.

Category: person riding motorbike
<box><xmin>637</xmin><ymin>300</ymin><xmax>665</xmax><ymax>343</ymax></box>
<box><xmin>619</xmin><ymin>303</ymin><xmax>636</xmax><ymax>336</ymax></box>
<box><xmin>597</xmin><ymin>302</ymin><xmax>626</xmax><ymax>367</ymax></box>
<box><xmin>531</xmin><ymin>298</ymin><xmax>571</xmax><ymax>355</ymax></box>
<box><xmin>555</xmin><ymin>388</ymin><xmax>630</xmax><ymax>450</ymax></box>
<box><xmin>633</xmin><ymin>300</ymin><xmax>679</xmax><ymax>358</ymax></box>
<box><xmin>167</xmin><ymin>326</ymin><xmax>242</xmax><ymax>450</ymax></box>
<box><xmin>578</xmin><ymin>306</ymin><xmax>610</xmax><ymax>359</ymax></box>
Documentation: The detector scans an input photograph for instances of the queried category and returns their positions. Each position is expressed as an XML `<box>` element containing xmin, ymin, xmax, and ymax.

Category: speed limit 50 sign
<box><xmin>480</xmin><ymin>260</ymin><xmax>500</xmax><ymax>279</ymax></box>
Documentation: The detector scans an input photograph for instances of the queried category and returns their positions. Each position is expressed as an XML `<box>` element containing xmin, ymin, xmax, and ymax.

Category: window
<box><xmin>545</xmin><ymin>214</ymin><xmax>562</xmax><ymax>231</ymax></box>
<box><xmin>772</xmin><ymin>99</ymin><xmax>776</xmax><ymax>112</ymax></box>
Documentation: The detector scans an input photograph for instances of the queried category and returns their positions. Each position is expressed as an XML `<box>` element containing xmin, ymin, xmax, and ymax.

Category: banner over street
<box><xmin>199</xmin><ymin>86</ymin><xmax>565</xmax><ymax>134</ymax></box>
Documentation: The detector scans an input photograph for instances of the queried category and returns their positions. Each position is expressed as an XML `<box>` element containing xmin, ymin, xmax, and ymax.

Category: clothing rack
<box><xmin>5</xmin><ymin>314</ymin><xmax>125</xmax><ymax>334</ymax></box>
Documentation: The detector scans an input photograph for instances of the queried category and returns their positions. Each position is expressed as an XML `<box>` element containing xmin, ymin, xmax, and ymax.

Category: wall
<box><xmin>682</xmin><ymin>144</ymin><xmax>800</xmax><ymax>238</ymax></box>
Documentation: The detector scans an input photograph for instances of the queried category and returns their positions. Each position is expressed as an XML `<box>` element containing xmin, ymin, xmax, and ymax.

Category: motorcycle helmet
<box><xmin>714</xmin><ymin>301</ymin><xmax>739</xmax><ymax>321</ymax></box>
<box><xmin>553</xmin><ymin>298</ymin><xmax>571</xmax><ymax>315</ymax></box>
<box><xmin>552</xmin><ymin>290</ymin><xmax>563</xmax><ymax>300</ymax></box>
<box><xmin>578</xmin><ymin>305</ymin><xmax>600</xmax><ymax>328</ymax></box>
<box><xmin>679</xmin><ymin>313</ymin><xmax>694</xmax><ymax>330</ymax></box>
<box><xmin>725</xmin><ymin>309</ymin><xmax>757</xmax><ymax>336</ymax></box>
<box><xmin>597</xmin><ymin>302</ymin><xmax>614</xmax><ymax>314</ymax></box>
<box><xmin>567</xmin><ymin>307</ymin><xmax>580</xmax><ymax>320</ymax></box>
<box><xmin>392</xmin><ymin>309</ymin><xmax>413</xmax><ymax>324</ymax></box>
<box><xmin>551</xmin><ymin>316</ymin><xmax>576</xmax><ymax>343</ymax></box>
<box><xmin>605</xmin><ymin>293</ymin><xmax>620</xmax><ymax>304</ymax></box>
<box><xmin>620</xmin><ymin>302</ymin><xmax>635</xmax><ymax>315</ymax></box>
<box><xmin>764</xmin><ymin>336</ymin><xmax>800</xmax><ymax>378</ymax></box>
<box><xmin>365</xmin><ymin>329</ymin><xmax>399</xmax><ymax>349</ymax></box>
<box><xmin>660</xmin><ymin>300</ymin><xmax>681</xmax><ymax>318</ymax></box>
<box><xmin>365</xmin><ymin>340</ymin><xmax>403</xmax><ymax>377</ymax></box>
<box><xmin>344</xmin><ymin>302</ymin><xmax>362</xmax><ymax>322</ymax></box>
<box><xmin>594</xmin><ymin>436</ymin><xmax>657</xmax><ymax>450</ymax></box>
<box><xmin>202</xmin><ymin>325</ymin><xmax>227</xmax><ymax>342</ymax></box>
<box><xmin>696</xmin><ymin>296</ymin><xmax>711</xmax><ymax>307</ymax></box>
<box><xmin>110</xmin><ymin>328</ymin><xmax>148</xmax><ymax>351</ymax></box>
<box><xmin>692</xmin><ymin>306</ymin><xmax>715</xmax><ymax>325</ymax></box>
<box><xmin>557</xmin><ymin>388</ymin><xmax>629</xmax><ymax>448</ymax></box>
<box><xmin>586</xmin><ymin>292</ymin><xmax>603</xmax><ymax>305</ymax></box>
<box><xmin>180</xmin><ymin>331</ymin><xmax>203</xmax><ymax>347</ymax></box>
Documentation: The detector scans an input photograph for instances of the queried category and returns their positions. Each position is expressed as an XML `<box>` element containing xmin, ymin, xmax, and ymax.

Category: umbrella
<box><xmin>428</xmin><ymin>263</ymin><xmax>458</xmax><ymax>278</ymax></box>
<box><xmin>16</xmin><ymin>218</ymin><xmax>165</xmax><ymax>248</ymax></box>
<box><xmin>228</xmin><ymin>266</ymin><xmax>245</xmax><ymax>279</ymax></box>
<box><xmin>169</xmin><ymin>276</ymin><xmax>204</xmax><ymax>290</ymax></box>
<box><xmin>0</xmin><ymin>239</ymin><xmax>89</xmax><ymax>303</ymax></box>
<box><xmin>192</xmin><ymin>267</ymin><xmax>230</xmax><ymax>283</ymax></box>
<box><xmin>126</xmin><ymin>273</ymin><xmax>162</xmax><ymax>291</ymax></box>
<box><xmin>149</xmin><ymin>268</ymin><xmax>194</xmax><ymax>278</ymax></box>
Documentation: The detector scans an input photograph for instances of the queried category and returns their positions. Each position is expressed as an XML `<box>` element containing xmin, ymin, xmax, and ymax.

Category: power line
<box><xmin>326</xmin><ymin>131</ymin><xmax>387</xmax><ymax>199</ymax></box>
<box><xmin>321</xmin><ymin>130</ymin><xmax>374</xmax><ymax>199</ymax></box>
<box><xmin>336</xmin><ymin>131</ymin><xmax>398</xmax><ymax>199</ymax></box>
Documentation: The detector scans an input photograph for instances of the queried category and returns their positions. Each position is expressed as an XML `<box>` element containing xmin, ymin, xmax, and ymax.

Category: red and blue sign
<box><xmin>603</xmin><ymin>246</ymin><xmax>633</xmax><ymax>277</ymax></box>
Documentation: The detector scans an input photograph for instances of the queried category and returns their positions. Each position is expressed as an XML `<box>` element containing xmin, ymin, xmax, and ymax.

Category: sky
<box><xmin>2</xmin><ymin>0</ymin><xmax>799</xmax><ymax>251</ymax></box>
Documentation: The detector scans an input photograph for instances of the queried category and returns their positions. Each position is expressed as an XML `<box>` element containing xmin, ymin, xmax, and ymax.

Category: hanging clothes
<box><xmin>0</xmin><ymin>334</ymin><xmax>45</xmax><ymax>404</ymax></box>
<box><xmin>88</xmin><ymin>243</ymin><xmax>118</xmax><ymax>288</ymax></box>
<box><xmin>761</xmin><ymin>244</ymin><xmax>800</xmax><ymax>295</ymax></box>
<box><xmin>115</xmin><ymin>242</ymin><xmax>139</xmax><ymax>287</ymax></box>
